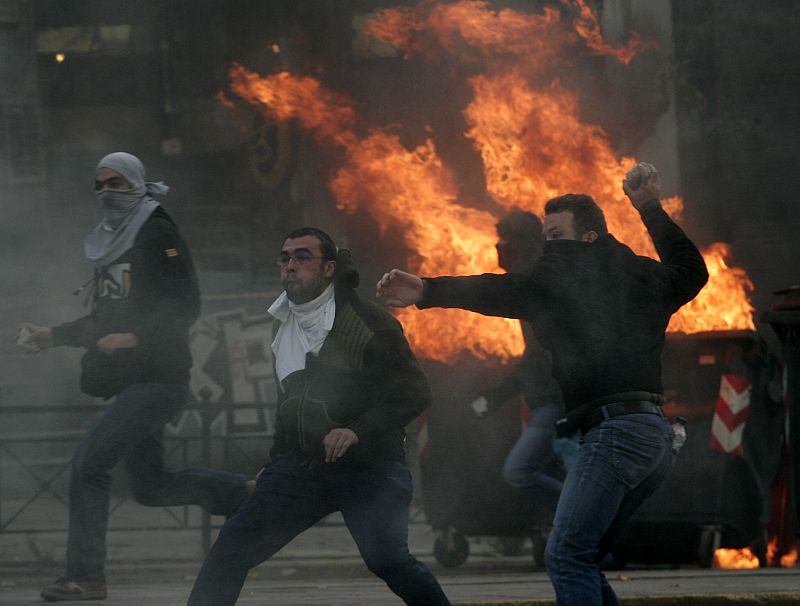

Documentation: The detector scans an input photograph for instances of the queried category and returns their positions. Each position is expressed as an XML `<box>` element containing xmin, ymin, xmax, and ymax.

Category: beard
<box><xmin>284</xmin><ymin>275</ymin><xmax>328</xmax><ymax>304</ymax></box>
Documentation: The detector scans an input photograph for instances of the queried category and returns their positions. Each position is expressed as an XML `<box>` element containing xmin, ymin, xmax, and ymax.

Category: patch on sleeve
<box><xmin>165</xmin><ymin>247</ymin><xmax>179</xmax><ymax>257</ymax></box>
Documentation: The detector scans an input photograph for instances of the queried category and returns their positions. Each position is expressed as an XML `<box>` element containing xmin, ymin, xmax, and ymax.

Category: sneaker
<box><xmin>41</xmin><ymin>578</ymin><xmax>107</xmax><ymax>601</ymax></box>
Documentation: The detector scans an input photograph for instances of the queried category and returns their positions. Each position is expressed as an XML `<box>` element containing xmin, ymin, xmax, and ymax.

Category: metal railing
<box><xmin>0</xmin><ymin>396</ymin><xmax>272</xmax><ymax>552</ymax></box>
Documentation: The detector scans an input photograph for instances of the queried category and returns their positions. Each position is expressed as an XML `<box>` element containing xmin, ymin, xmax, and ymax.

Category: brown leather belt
<box><xmin>581</xmin><ymin>400</ymin><xmax>665</xmax><ymax>435</ymax></box>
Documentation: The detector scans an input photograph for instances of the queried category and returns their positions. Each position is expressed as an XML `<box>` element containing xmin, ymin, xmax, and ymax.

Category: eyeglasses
<box><xmin>275</xmin><ymin>253</ymin><xmax>325</xmax><ymax>267</ymax></box>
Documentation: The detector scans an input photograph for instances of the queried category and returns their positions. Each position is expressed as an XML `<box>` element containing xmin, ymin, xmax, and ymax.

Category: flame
<box><xmin>215</xmin><ymin>90</ymin><xmax>236</xmax><ymax>112</ymax></box>
<box><xmin>714</xmin><ymin>539</ymin><xmax>798</xmax><ymax>570</ymax></box>
<box><xmin>365</xmin><ymin>0</ymin><xmax>649</xmax><ymax>69</ymax></box>
<box><xmin>463</xmin><ymin>71</ymin><xmax>661</xmax><ymax>257</ymax></box>
<box><xmin>566</xmin><ymin>0</ymin><xmax>656</xmax><ymax>64</ymax></box>
<box><xmin>767</xmin><ymin>537</ymin><xmax>798</xmax><ymax>568</ymax></box>
<box><xmin>669</xmin><ymin>243</ymin><xmax>755</xmax><ymax>333</ymax></box>
<box><xmin>366</xmin><ymin>1</ymin><xmax>566</xmax><ymax>67</ymax></box>
<box><xmin>713</xmin><ymin>537</ymin><xmax>797</xmax><ymax>569</ymax></box>
<box><xmin>225</xmin><ymin>0</ymin><xmax>755</xmax><ymax>363</ymax></box>
<box><xmin>329</xmin><ymin>131</ymin><xmax>526</xmax><ymax>361</ymax></box>
<box><xmin>226</xmin><ymin>64</ymin><xmax>522</xmax><ymax>361</ymax></box>
<box><xmin>229</xmin><ymin>65</ymin><xmax>356</xmax><ymax>144</ymax></box>
<box><xmin>713</xmin><ymin>547</ymin><xmax>760</xmax><ymax>570</ymax></box>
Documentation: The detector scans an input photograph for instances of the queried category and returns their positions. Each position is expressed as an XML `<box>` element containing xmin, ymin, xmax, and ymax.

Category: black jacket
<box><xmin>270</xmin><ymin>284</ymin><xmax>432</xmax><ymax>468</ymax></box>
<box><xmin>481</xmin><ymin>320</ymin><xmax>563</xmax><ymax>413</ymax></box>
<box><xmin>420</xmin><ymin>201</ymin><xmax>709</xmax><ymax>415</ymax></box>
<box><xmin>52</xmin><ymin>208</ymin><xmax>200</xmax><ymax>397</ymax></box>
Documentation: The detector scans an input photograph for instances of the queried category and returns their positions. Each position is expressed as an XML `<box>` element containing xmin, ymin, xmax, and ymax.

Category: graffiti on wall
<box><xmin>166</xmin><ymin>309</ymin><xmax>277</xmax><ymax>438</ymax></box>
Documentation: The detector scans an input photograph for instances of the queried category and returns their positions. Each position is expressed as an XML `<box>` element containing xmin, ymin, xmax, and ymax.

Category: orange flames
<box><xmin>769</xmin><ymin>541</ymin><xmax>798</xmax><ymax>568</ymax></box>
<box><xmin>225</xmin><ymin>0</ymin><xmax>755</xmax><ymax>363</ymax></box>
<box><xmin>568</xmin><ymin>0</ymin><xmax>655</xmax><ymax>64</ymax></box>
<box><xmin>668</xmin><ymin>243</ymin><xmax>755</xmax><ymax>334</ymax></box>
<box><xmin>364</xmin><ymin>0</ymin><xmax>651</xmax><ymax>69</ymax></box>
<box><xmin>713</xmin><ymin>539</ymin><xmax>798</xmax><ymax>570</ymax></box>
<box><xmin>229</xmin><ymin>61</ymin><xmax>524</xmax><ymax>361</ymax></box>
<box><xmin>713</xmin><ymin>547</ymin><xmax>759</xmax><ymax>570</ymax></box>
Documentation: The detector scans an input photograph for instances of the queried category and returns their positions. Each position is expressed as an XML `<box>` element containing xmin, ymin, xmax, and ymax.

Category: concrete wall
<box><xmin>672</xmin><ymin>0</ymin><xmax>800</xmax><ymax>320</ymax></box>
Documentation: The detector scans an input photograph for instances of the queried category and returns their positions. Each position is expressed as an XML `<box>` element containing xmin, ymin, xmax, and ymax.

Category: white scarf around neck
<box><xmin>268</xmin><ymin>283</ymin><xmax>336</xmax><ymax>387</ymax></box>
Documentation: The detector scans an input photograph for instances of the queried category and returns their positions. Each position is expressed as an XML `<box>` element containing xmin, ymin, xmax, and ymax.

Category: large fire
<box><xmin>226</xmin><ymin>0</ymin><xmax>755</xmax><ymax>364</ymax></box>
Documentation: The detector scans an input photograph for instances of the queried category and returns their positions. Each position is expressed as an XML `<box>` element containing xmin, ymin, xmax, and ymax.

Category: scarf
<box><xmin>268</xmin><ymin>283</ymin><xmax>336</xmax><ymax>387</ymax></box>
<box><xmin>84</xmin><ymin>152</ymin><xmax>167</xmax><ymax>266</ymax></box>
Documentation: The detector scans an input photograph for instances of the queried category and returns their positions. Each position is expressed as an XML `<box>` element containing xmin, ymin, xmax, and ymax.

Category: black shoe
<box><xmin>41</xmin><ymin>578</ymin><xmax>107</xmax><ymax>601</ymax></box>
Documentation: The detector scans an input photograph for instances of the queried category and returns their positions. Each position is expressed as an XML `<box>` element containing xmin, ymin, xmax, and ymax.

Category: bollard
<box><xmin>762</xmin><ymin>285</ymin><xmax>800</xmax><ymax>549</ymax></box>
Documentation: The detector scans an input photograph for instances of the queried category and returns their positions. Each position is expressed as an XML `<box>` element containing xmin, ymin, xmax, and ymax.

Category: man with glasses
<box><xmin>17</xmin><ymin>152</ymin><xmax>253</xmax><ymax>602</ymax></box>
<box><xmin>186</xmin><ymin>227</ymin><xmax>451</xmax><ymax>606</ymax></box>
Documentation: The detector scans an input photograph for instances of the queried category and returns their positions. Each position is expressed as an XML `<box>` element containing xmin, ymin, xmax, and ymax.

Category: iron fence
<box><xmin>0</xmin><ymin>398</ymin><xmax>272</xmax><ymax>552</ymax></box>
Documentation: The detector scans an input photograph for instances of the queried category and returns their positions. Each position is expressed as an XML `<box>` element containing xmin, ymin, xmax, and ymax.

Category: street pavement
<box><xmin>2</xmin><ymin>517</ymin><xmax>800</xmax><ymax>605</ymax></box>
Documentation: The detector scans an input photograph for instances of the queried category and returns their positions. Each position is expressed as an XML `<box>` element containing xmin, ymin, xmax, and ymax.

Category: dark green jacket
<box><xmin>270</xmin><ymin>285</ymin><xmax>431</xmax><ymax>468</ymax></box>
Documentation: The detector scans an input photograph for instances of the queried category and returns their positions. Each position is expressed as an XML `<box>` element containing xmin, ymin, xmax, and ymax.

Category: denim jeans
<box><xmin>544</xmin><ymin>413</ymin><xmax>674</xmax><ymax>606</ymax></box>
<box><xmin>502</xmin><ymin>402</ymin><xmax>566</xmax><ymax>513</ymax></box>
<box><xmin>187</xmin><ymin>456</ymin><xmax>451</xmax><ymax>606</ymax></box>
<box><xmin>66</xmin><ymin>383</ymin><xmax>247</xmax><ymax>581</ymax></box>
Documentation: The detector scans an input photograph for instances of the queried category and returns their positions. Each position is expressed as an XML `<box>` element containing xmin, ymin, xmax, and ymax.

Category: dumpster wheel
<box><xmin>433</xmin><ymin>526</ymin><xmax>469</xmax><ymax>567</ymax></box>
<box><xmin>697</xmin><ymin>525</ymin><xmax>722</xmax><ymax>568</ymax></box>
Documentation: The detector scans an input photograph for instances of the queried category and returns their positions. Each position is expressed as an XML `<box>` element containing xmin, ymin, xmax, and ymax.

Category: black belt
<box><xmin>581</xmin><ymin>400</ymin><xmax>665</xmax><ymax>435</ymax></box>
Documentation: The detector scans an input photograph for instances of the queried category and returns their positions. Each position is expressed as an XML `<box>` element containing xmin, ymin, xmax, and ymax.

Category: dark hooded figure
<box><xmin>469</xmin><ymin>210</ymin><xmax>569</xmax><ymax>516</ymax></box>
<box><xmin>377</xmin><ymin>162</ymin><xmax>708</xmax><ymax>606</ymax></box>
<box><xmin>18</xmin><ymin>152</ymin><xmax>253</xmax><ymax>602</ymax></box>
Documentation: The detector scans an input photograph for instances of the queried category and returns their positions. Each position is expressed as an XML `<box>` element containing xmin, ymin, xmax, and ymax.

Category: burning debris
<box><xmin>222</xmin><ymin>0</ymin><xmax>754</xmax><ymax>364</ymax></box>
<box><xmin>713</xmin><ymin>547</ymin><xmax>759</xmax><ymax>570</ymax></box>
<box><xmin>713</xmin><ymin>541</ymin><xmax>797</xmax><ymax>570</ymax></box>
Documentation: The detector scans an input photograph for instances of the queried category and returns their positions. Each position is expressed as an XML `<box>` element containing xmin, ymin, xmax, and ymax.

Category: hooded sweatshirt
<box><xmin>52</xmin><ymin>153</ymin><xmax>199</xmax><ymax>397</ymax></box>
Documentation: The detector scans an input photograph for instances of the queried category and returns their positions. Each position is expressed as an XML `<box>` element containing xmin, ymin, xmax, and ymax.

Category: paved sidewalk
<box><xmin>2</xmin><ymin>517</ymin><xmax>800</xmax><ymax>605</ymax></box>
<box><xmin>2</xmin><ymin>564</ymin><xmax>800</xmax><ymax>605</ymax></box>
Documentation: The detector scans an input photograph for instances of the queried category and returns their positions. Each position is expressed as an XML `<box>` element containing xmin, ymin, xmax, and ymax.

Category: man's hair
<box><xmin>496</xmin><ymin>210</ymin><xmax>544</xmax><ymax>259</ymax></box>
<box><xmin>497</xmin><ymin>210</ymin><xmax>544</xmax><ymax>244</ymax></box>
<box><xmin>544</xmin><ymin>194</ymin><xmax>608</xmax><ymax>237</ymax></box>
<box><xmin>284</xmin><ymin>227</ymin><xmax>337</xmax><ymax>260</ymax></box>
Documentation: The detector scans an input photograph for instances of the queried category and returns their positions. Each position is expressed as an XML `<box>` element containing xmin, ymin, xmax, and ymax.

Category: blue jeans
<box><xmin>502</xmin><ymin>402</ymin><xmax>565</xmax><ymax>513</ymax></box>
<box><xmin>187</xmin><ymin>456</ymin><xmax>451</xmax><ymax>606</ymax></box>
<box><xmin>544</xmin><ymin>413</ymin><xmax>674</xmax><ymax>606</ymax></box>
<box><xmin>66</xmin><ymin>383</ymin><xmax>247</xmax><ymax>581</ymax></box>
